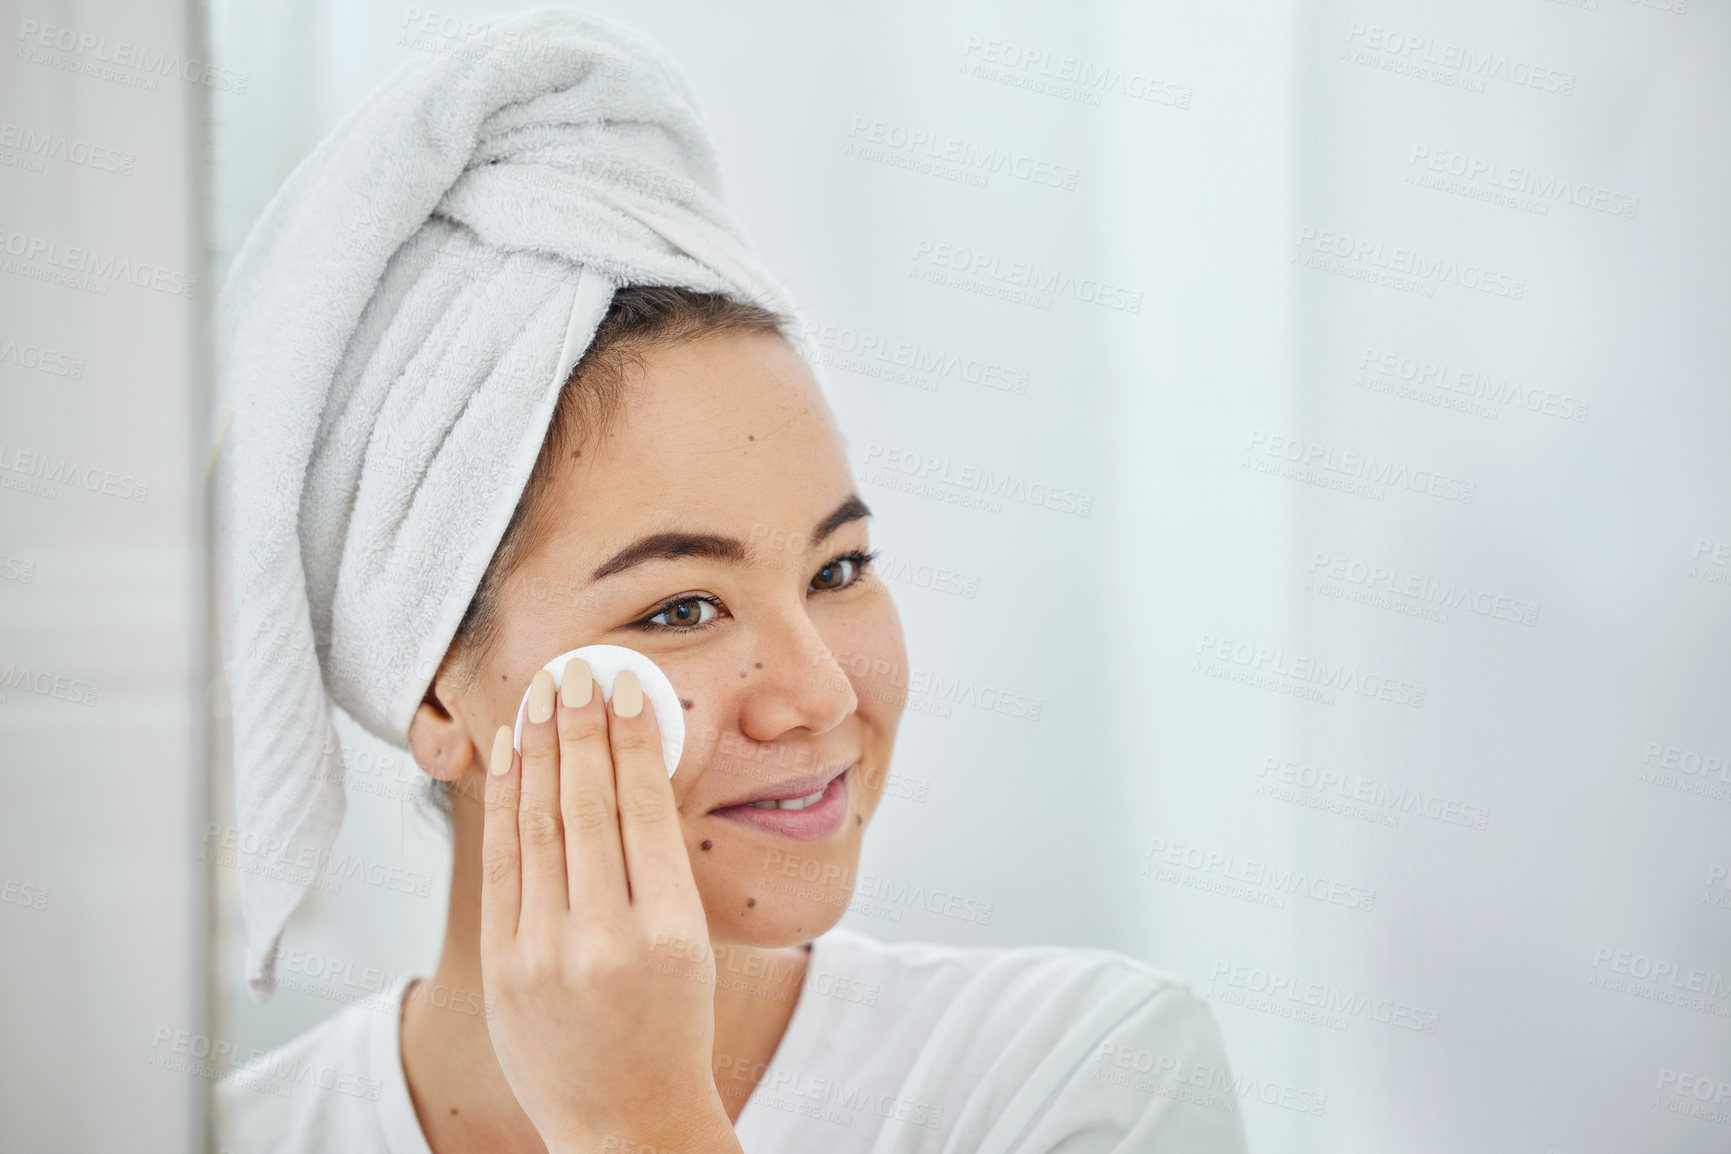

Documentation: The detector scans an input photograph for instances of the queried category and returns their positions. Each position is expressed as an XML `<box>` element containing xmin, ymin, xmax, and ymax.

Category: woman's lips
<box><xmin>709</xmin><ymin>772</ymin><xmax>850</xmax><ymax>841</ymax></box>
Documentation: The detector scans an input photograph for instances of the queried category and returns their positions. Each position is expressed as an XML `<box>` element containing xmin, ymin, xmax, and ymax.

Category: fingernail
<box><xmin>561</xmin><ymin>658</ymin><xmax>592</xmax><ymax>708</ymax></box>
<box><xmin>527</xmin><ymin>669</ymin><xmax>555</xmax><ymax>724</ymax></box>
<box><xmin>612</xmin><ymin>669</ymin><xmax>643</xmax><ymax>718</ymax></box>
<box><xmin>489</xmin><ymin>726</ymin><xmax>514</xmax><ymax>777</ymax></box>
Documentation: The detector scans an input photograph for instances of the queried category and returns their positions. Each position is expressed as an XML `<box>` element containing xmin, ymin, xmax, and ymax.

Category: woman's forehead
<box><xmin>610</xmin><ymin>332</ymin><xmax>830</xmax><ymax>442</ymax></box>
<box><xmin>539</xmin><ymin>334</ymin><xmax>855</xmax><ymax>554</ymax></box>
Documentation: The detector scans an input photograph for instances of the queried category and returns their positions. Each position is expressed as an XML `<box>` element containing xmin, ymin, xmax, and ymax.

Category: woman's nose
<box><xmin>735</xmin><ymin>608</ymin><xmax>858</xmax><ymax>743</ymax></box>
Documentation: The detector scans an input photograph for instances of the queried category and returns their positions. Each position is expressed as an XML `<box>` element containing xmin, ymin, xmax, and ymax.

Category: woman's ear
<box><xmin>407</xmin><ymin>677</ymin><xmax>475</xmax><ymax>782</ymax></box>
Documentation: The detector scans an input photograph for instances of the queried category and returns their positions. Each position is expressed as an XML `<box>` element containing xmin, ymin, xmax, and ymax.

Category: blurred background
<box><xmin>2</xmin><ymin>0</ymin><xmax>1728</xmax><ymax>1150</ymax></box>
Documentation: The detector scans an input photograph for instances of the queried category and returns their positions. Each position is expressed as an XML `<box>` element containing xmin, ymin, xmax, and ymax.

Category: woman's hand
<box><xmin>481</xmin><ymin>659</ymin><xmax>739</xmax><ymax>1154</ymax></box>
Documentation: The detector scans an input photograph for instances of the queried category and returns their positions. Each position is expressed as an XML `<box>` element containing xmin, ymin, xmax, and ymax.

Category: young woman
<box><xmin>213</xmin><ymin>12</ymin><xmax>1245</xmax><ymax>1154</ymax></box>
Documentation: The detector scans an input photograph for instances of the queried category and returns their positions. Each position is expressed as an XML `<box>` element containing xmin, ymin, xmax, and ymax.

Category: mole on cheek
<box><xmin>700</xmin><ymin>840</ymin><xmax>712</xmax><ymax>851</ymax></box>
<box><xmin>856</xmin><ymin>814</ymin><xmax>863</xmax><ymax>826</ymax></box>
<box><xmin>746</xmin><ymin>897</ymin><xmax>757</xmax><ymax>908</ymax></box>
<box><xmin>754</xmin><ymin>662</ymin><xmax>762</xmax><ymax>670</ymax></box>
<box><xmin>681</xmin><ymin>698</ymin><xmax>694</xmax><ymax>711</ymax></box>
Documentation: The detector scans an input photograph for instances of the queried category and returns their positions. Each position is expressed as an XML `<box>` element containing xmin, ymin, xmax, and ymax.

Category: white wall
<box><xmin>206</xmin><ymin>2</ymin><xmax>1731</xmax><ymax>1152</ymax></box>
<box><xmin>0</xmin><ymin>0</ymin><xmax>206</xmax><ymax>1149</ymax></box>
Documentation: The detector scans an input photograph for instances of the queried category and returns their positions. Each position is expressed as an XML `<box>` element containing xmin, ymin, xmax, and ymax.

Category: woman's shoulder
<box><xmin>799</xmin><ymin>928</ymin><xmax>1247</xmax><ymax>1151</ymax></box>
<box><xmin>213</xmin><ymin>982</ymin><xmax>415</xmax><ymax>1154</ymax></box>
<box><xmin>816</xmin><ymin>924</ymin><xmax>1202</xmax><ymax>1009</ymax></box>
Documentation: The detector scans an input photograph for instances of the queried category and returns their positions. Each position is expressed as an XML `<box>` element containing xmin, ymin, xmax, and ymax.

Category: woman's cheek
<box><xmin>660</xmin><ymin>655</ymin><xmax>727</xmax><ymax>802</ymax></box>
<box><xmin>827</xmin><ymin>591</ymin><xmax>909</xmax><ymax>724</ymax></box>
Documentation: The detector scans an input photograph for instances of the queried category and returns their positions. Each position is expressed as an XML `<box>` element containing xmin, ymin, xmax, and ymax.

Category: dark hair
<box><xmin>442</xmin><ymin>284</ymin><xmax>790</xmax><ymax>686</ymax></box>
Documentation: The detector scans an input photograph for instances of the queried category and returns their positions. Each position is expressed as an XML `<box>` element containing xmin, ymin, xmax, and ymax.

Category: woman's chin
<box><xmin>703</xmin><ymin>892</ymin><xmax>853</xmax><ymax>950</ymax></box>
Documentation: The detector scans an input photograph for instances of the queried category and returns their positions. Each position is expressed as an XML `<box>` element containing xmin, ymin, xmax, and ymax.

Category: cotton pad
<box><xmin>511</xmin><ymin>644</ymin><xmax>684</xmax><ymax>777</ymax></box>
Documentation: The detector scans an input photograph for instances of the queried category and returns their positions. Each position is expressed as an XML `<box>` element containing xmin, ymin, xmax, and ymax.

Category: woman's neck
<box><xmin>400</xmin><ymin>773</ymin><xmax>808</xmax><ymax>1152</ymax></box>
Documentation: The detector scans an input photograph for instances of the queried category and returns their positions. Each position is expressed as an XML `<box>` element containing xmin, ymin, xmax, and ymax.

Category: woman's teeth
<box><xmin>747</xmin><ymin>785</ymin><xmax>827</xmax><ymax>810</ymax></box>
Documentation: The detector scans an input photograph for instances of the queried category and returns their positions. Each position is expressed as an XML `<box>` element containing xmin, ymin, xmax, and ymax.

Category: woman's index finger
<box><xmin>607</xmin><ymin>670</ymin><xmax>702</xmax><ymax>915</ymax></box>
<box><xmin>480</xmin><ymin>724</ymin><xmax>523</xmax><ymax>951</ymax></box>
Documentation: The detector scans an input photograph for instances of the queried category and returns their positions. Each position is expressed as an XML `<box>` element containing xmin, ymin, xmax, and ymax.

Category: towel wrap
<box><xmin>212</xmin><ymin>7</ymin><xmax>790</xmax><ymax>999</ymax></box>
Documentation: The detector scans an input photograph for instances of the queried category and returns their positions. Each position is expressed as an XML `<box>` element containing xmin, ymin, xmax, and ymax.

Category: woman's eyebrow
<box><xmin>812</xmin><ymin>494</ymin><xmax>871</xmax><ymax>542</ymax></box>
<box><xmin>589</xmin><ymin>532</ymin><xmax>746</xmax><ymax>581</ymax></box>
<box><xmin>588</xmin><ymin>494</ymin><xmax>872</xmax><ymax>583</ymax></box>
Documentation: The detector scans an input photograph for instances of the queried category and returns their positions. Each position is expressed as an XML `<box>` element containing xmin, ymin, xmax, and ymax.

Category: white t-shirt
<box><xmin>216</xmin><ymin>927</ymin><xmax>1248</xmax><ymax>1153</ymax></box>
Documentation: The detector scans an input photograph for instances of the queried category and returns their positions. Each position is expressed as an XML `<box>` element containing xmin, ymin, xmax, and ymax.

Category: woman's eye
<box><xmin>646</xmin><ymin>596</ymin><xmax>719</xmax><ymax>629</ymax></box>
<box><xmin>810</xmin><ymin>551</ymin><xmax>874</xmax><ymax>593</ymax></box>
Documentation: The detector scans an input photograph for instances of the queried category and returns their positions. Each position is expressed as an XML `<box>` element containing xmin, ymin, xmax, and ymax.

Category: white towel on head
<box><xmin>211</xmin><ymin>5</ymin><xmax>791</xmax><ymax>1000</ymax></box>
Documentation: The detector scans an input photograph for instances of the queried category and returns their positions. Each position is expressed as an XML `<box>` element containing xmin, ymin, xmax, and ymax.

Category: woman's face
<box><xmin>450</xmin><ymin>331</ymin><xmax>907</xmax><ymax>948</ymax></box>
